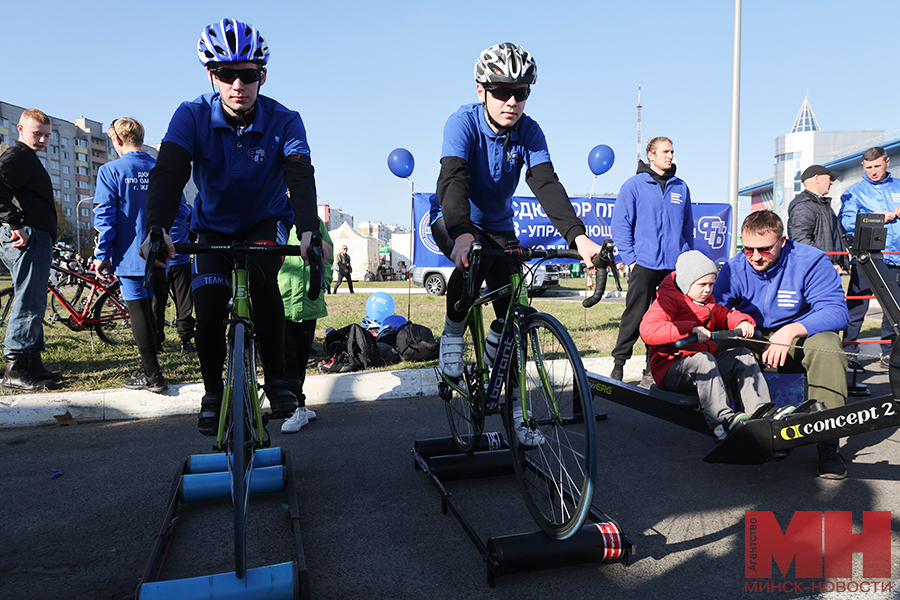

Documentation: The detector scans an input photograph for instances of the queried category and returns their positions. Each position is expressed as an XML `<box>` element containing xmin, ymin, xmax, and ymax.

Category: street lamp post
<box><xmin>75</xmin><ymin>196</ymin><xmax>92</xmax><ymax>255</ymax></box>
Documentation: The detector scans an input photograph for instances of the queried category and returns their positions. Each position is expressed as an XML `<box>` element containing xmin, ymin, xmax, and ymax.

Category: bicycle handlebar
<box><xmin>581</xmin><ymin>239</ymin><xmax>621</xmax><ymax>308</ymax></box>
<box><xmin>454</xmin><ymin>242</ymin><xmax>616</xmax><ymax>312</ymax></box>
<box><xmin>674</xmin><ymin>328</ymin><xmax>760</xmax><ymax>349</ymax></box>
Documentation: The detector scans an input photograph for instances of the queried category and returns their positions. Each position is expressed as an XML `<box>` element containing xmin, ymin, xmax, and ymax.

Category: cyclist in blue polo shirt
<box><xmin>143</xmin><ymin>18</ymin><xmax>322</xmax><ymax>435</ymax></box>
<box><xmin>431</xmin><ymin>43</ymin><xmax>600</xmax><ymax>445</ymax></box>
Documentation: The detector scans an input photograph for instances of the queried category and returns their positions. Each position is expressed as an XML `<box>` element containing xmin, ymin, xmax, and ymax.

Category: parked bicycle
<box><xmin>437</xmin><ymin>243</ymin><xmax>610</xmax><ymax>540</ymax></box>
<box><xmin>46</xmin><ymin>245</ymin><xmax>131</xmax><ymax>345</ymax></box>
<box><xmin>144</xmin><ymin>226</ymin><xmax>325</xmax><ymax>579</ymax></box>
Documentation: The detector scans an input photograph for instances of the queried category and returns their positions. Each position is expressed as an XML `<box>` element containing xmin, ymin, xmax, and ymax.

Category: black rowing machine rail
<box><xmin>411</xmin><ymin>434</ymin><xmax>633</xmax><ymax>587</ymax></box>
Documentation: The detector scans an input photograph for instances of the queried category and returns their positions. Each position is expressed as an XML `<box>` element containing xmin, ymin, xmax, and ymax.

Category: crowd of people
<box><xmin>0</xmin><ymin>21</ymin><xmax>893</xmax><ymax>477</ymax></box>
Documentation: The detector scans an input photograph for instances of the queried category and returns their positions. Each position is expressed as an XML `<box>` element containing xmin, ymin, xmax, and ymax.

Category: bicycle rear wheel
<box><xmin>229</xmin><ymin>323</ymin><xmax>253</xmax><ymax>579</ymax></box>
<box><xmin>444</xmin><ymin>317</ymin><xmax>485</xmax><ymax>452</ymax></box>
<box><xmin>92</xmin><ymin>290</ymin><xmax>133</xmax><ymax>344</ymax></box>
<box><xmin>506</xmin><ymin>312</ymin><xmax>596</xmax><ymax>540</ymax></box>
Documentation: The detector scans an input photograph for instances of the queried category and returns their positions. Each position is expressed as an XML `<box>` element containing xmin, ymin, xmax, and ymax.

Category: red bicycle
<box><xmin>46</xmin><ymin>247</ymin><xmax>131</xmax><ymax>345</ymax></box>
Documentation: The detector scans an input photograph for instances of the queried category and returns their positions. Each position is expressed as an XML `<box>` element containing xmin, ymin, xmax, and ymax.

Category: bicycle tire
<box><xmin>0</xmin><ymin>287</ymin><xmax>13</xmax><ymax>328</ymax></box>
<box><xmin>506</xmin><ymin>312</ymin><xmax>597</xmax><ymax>540</ymax></box>
<box><xmin>92</xmin><ymin>291</ymin><xmax>133</xmax><ymax>345</ymax></box>
<box><xmin>229</xmin><ymin>323</ymin><xmax>252</xmax><ymax>579</ymax></box>
<box><xmin>444</xmin><ymin>316</ymin><xmax>485</xmax><ymax>452</ymax></box>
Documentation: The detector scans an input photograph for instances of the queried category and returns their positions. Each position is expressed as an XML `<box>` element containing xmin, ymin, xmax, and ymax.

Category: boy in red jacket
<box><xmin>640</xmin><ymin>250</ymin><xmax>772</xmax><ymax>439</ymax></box>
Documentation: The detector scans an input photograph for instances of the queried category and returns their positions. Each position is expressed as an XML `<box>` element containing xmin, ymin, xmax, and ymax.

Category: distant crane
<box><xmin>636</xmin><ymin>85</ymin><xmax>642</xmax><ymax>166</ymax></box>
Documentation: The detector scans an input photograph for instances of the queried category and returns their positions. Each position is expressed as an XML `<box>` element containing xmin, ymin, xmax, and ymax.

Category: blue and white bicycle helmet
<box><xmin>474</xmin><ymin>43</ymin><xmax>537</xmax><ymax>85</ymax></box>
<box><xmin>197</xmin><ymin>18</ymin><xmax>270</xmax><ymax>66</ymax></box>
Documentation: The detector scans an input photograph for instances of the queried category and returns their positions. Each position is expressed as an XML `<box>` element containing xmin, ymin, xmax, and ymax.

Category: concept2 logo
<box><xmin>697</xmin><ymin>216</ymin><xmax>727</xmax><ymax>249</ymax></box>
<box><xmin>745</xmin><ymin>511</ymin><xmax>891</xmax><ymax>579</ymax></box>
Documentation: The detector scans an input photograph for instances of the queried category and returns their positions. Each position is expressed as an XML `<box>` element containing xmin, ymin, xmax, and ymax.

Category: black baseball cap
<box><xmin>801</xmin><ymin>165</ymin><xmax>839</xmax><ymax>182</ymax></box>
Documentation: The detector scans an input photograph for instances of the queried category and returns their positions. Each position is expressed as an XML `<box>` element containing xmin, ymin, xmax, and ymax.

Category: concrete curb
<box><xmin>0</xmin><ymin>356</ymin><xmax>649</xmax><ymax>429</ymax></box>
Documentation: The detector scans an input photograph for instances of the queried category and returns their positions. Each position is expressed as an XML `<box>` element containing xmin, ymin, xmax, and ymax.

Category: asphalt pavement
<box><xmin>1</xmin><ymin>362</ymin><xmax>899</xmax><ymax>600</ymax></box>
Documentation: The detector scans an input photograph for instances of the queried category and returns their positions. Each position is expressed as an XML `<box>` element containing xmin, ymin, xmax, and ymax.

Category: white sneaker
<box><xmin>281</xmin><ymin>407</ymin><xmax>310</xmax><ymax>434</ymax></box>
<box><xmin>439</xmin><ymin>335</ymin><xmax>464</xmax><ymax>379</ymax></box>
<box><xmin>299</xmin><ymin>406</ymin><xmax>316</xmax><ymax>421</ymax></box>
<box><xmin>512</xmin><ymin>406</ymin><xmax>545</xmax><ymax>447</ymax></box>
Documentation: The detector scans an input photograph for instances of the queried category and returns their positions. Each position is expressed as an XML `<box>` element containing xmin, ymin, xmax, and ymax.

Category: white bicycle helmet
<box><xmin>197</xmin><ymin>18</ymin><xmax>270</xmax><ymax>66</ymax></box>
<box><xmin>474</xmin><ymin>43</ymin><xmax>537</xmax><ymax>85</ymax></box>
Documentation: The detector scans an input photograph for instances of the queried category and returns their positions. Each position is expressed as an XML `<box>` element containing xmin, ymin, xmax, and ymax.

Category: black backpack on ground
<box><xmin>347</xmin><ymin>324</ymin><xmax>383</xmax><ymax>370</ymax></box>
<box><xmin>394</xmin><ymin>322</ymin><xmax>439</xmax><ymax>362</ymax></box>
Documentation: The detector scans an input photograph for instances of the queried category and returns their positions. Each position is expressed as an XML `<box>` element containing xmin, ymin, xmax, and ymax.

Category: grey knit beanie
<box><xmin>675</xmin><ymin>250</ymin><xmax>718</xmax><ymax>294</ymax></box>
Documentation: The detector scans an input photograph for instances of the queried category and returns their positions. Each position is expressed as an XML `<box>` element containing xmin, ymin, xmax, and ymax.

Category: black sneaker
<box><xmin>609</xmin><ymin>362</ymin><xmax>624</xmax><ymax>381</ymax></box>
<box><xmin>181</xmin><ymin>341</ymin><xmax>197</xmax><ymax>354</ymax></box>
<box><xmin>124</xmin><ymin>368</ymin><xmax>168</xmax><ymax>393</ymax></box>
<box><xmin>198</xmin><ymin>392</ymin><xmax>222</xmax><ymax>436</ymax></box>
<box><xmin>267</xmin><ymin>382</ymin><xmax>299</xmax><ymax>418</ymax></box>
<box><xmin>817</xmin><ymin>442</ymin><xmax>847</xmax><ymax>480</ymax></box>
<box><xmin>847</xmin><ymin>359</ymin><xmax>865</xmax><ymax>373</ymax></box>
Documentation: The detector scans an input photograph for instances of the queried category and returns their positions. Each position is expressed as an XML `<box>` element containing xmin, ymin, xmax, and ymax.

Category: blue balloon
<box><xmin>366</xmin><ymin>292</ymin><xmax>396</xmax><ymax>323</ymax></box>
<box><xmin>381</xmin><ymin>314</ymin><xmax>407</xmax><ymax>330</ymax></box>
<box><xmin>588</xmin><ymin>144</ymin><xmax>615</xmax><ymax>176</ymax></box>
<box><xmin>388</xmin><ymin>148</ymin><xmax>415</xmax><ymax>178</ymax></box>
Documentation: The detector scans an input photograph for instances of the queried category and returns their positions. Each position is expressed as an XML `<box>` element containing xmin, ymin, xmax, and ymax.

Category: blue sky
<box><xmin>7</xmin><ymin>0</ymin><xmax>899</xmax><ymax>227</ymax></box>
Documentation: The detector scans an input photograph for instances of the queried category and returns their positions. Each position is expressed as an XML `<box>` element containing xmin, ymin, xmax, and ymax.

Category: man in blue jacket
<box><xmin>93</xmin><ymin>117</ymin><xmax>167</xmax><ymax>393</ymax></box>
<box><xmin>610</xmin><ymin>137</ymin><xmax>693</xmax><ymax>384</ymax></box>
<box><xmin>714</xmin><ymin>210</ymin><xmax>849</xmax><ymax>479</ymax></box>
<box><xmin>838</xmin><ymin>147</ymin><xmax>900</xmax><ymax>370</ymax></box>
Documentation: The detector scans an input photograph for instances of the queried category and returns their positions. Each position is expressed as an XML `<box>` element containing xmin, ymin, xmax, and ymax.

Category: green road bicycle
<box><xmin>145</xmin><ymin>227</ymin><xmax>324</xmax><ymax>579</ymax></box>
<box><xmin>437</xmin><ymin>242</ymin><xmax>609</xmax><ymax>539</ymax></box>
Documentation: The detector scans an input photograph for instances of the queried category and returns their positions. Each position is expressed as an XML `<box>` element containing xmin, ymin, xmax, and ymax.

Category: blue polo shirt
<box><xmin>162</xmin><ymin>92</ymin><xmax>310</xmax><ymax>236</ymax></box>
<box><xmin>93</xmin><ymin>151</ymin><xmax>157</xmax><ymax>277</ymax></box>
<box><xmin>431</xmin><ymin>103</ymin><xmax>551</xmax><ymax>231</ymax></box>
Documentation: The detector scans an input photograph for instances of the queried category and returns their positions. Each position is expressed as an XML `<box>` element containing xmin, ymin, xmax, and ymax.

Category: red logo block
<box><xmin>746</xmin><ymin>511</ymin><xmax>891</xmax><ymax>579</ymax></box>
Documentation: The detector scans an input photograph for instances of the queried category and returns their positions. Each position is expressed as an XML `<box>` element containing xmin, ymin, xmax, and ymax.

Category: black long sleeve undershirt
<box><xmin>146</xmin><ymin>141</ymin><xmax>192</xmax><ymax>233</ymax></box>
<box><xmin>284</xmin><ymin>153</ymin><xmax>317</xmax><ymax>235</ymax></box>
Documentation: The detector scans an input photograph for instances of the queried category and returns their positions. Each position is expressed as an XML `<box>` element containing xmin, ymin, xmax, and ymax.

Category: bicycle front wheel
<box><xmin>444</xmin><ymin>318</ymin><xmax>485</xmax><ymax>452</ymax></box>
<box><xmin>49</xmin><ymin>281</ymin><xmax>86</xmax><ymax>322</ymax></box>
<box><xmin>0</xmin><ymin>287</ymin><xmax>13</xmax><ymax>328</ymax></box>
<box><xmin>506</xmin><ymin>312</ymin><xmax>597</xmax><ymax>540</ymax></box>
<box><xmin>92</xmin><ymin>291</ymin><xmax>133</xmax><ymax>344</ymax></box>
<box><xmin>229</xmin><ymin>323</ymin><xmax>253</xmax><ymax>579</ymax></box>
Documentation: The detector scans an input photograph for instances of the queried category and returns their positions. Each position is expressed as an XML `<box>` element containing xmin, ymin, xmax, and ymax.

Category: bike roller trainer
<box><xmin>131</xmin><ymin>447</ymin><xmax>310</xmax><ymax>600</ymax></box>
<box><xmin>412</xmin><ymin>432</ymin><xmax>633</xmax><ymax>587</ymax></box>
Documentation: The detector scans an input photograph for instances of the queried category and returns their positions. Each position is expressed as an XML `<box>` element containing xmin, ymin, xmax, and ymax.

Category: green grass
<box><xmin>1</xmin><ymin>274</ymin><xmax>884</xmax><ymax>394</ymax></box>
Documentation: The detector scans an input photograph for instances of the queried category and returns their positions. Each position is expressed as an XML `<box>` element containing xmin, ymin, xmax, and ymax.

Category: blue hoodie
<box><xmin>713</xmin><ymin>239</ymin><xmax>848</xmax><ymax>336</ymax></box>
<box><xmin>839</xmin><ymin>171</ymin><xmax>900</xmax><ymax>266</ymax></box>
<box><xmin>611</xmin><ymin>162</ymin><xmax>693</xmax><ymax>270</ymax></box>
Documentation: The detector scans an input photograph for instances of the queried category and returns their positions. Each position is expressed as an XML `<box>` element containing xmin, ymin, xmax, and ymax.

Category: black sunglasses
<box><xmin>484</xmin><ymin>85</ymin><xmax>531</xmax><ymax>102</ymax></box>
<box><xmin>210</xmin><ymin>67</ymin><xmax>265</xmax><ymax>85</ymax></box>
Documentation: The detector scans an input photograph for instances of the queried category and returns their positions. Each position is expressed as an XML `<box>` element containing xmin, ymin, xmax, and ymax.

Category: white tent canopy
<box><xmin>328</xmin><ymin>222</ymin><xmax>380</xmax><ymax>280</ymax></box>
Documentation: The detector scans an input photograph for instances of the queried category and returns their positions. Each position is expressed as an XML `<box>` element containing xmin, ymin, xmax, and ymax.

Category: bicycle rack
<box><xmin>131</xmin><ymin>447</ymin><xmax>310</xmax><ymax>600</ymax></box>
<box><xmin>412</xmin><ymin>431</ymin><xmax>633</xmax><ymax>587</ymax></box>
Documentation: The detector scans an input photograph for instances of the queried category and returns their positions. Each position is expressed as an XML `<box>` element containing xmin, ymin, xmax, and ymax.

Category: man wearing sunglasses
<box><xmin>143</xmin><ymin>18</ymin><xmax>321</xmax><ymax>435</ymax></box>
<box><xmin>429</xmin><ymin>43</ymin><xmax>600</xmax><ymax>445</ymax></box>
<box><xmin>714</xmin><ymin>210</ymin><xmax>850</xmax><ymax>479</ymax></box>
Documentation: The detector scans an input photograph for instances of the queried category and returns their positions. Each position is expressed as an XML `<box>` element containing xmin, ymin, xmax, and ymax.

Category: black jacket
<box><xmin>0</xmin><ymin>142</ymin><xmax>58</xmax><ymax>240</ymax></box>
<box><xmin>786</xmin><ymin>189</ymin><xmax>846</xmax><ymax>269</ymax></box>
